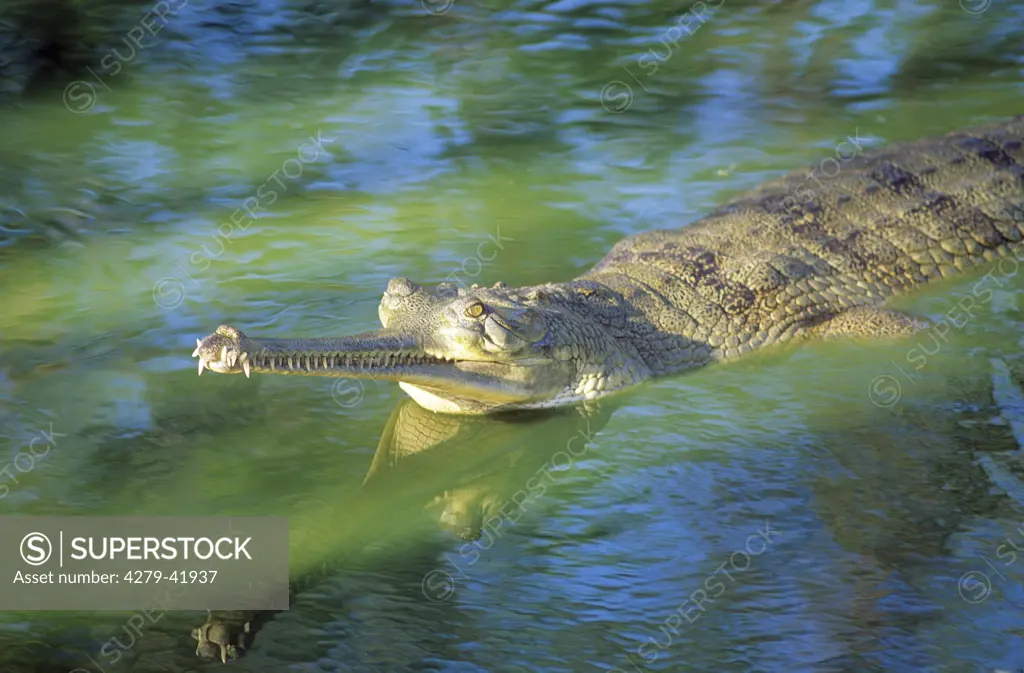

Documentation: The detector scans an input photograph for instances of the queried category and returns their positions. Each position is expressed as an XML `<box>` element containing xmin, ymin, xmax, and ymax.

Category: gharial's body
<box><xmin>194</xmin><ymin>117</ymin><xmax>1024</xmax><ymax>413</ymax></box>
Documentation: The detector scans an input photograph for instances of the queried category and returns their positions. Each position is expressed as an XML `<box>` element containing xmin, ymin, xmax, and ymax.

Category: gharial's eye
<box><xmin>464</xmin><ymin>302</ymin><xmax>486</xmax><ymax>318</ymax></box>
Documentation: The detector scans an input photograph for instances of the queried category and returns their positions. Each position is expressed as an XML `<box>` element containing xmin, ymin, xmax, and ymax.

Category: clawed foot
<box><xmin>193</xmin><ymin>325</ymin><xmax>252</xmax><ymax>378</ymax></box>
<box><xmin>429</xmin><ymin>490</ymin><xmax>486</xmax><ymax>541</ymax></box>
<box><xmin>191</xmin><ymin>613</ymin><xmax>252</xmax><ymax>663</ymax></box>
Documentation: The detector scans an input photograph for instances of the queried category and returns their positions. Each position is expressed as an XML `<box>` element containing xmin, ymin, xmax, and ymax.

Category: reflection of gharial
<box><xmin>190</xmin><ymin>398</ymin><xmax>609</xmax><ymax>663</ymax></box>
<box><xmin>193</xmin><ymin>118</ymin><xmax>1024</xmax><ymax>413</ymax></box>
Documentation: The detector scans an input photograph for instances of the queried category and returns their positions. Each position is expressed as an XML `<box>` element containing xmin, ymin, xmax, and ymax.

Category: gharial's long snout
<box><xmin>193</xmin><ymin>324</ymin><xmax>516</xmax><ymax>392</ymax></box>
<box><xmin>191</xmin><ymin>319</ymin><xmax>574</xmax><ymax>413</ymax></box>
<box><xmin>193</xmin><ymin>325</ymin><xmax>445</xmax><ymax>378</ymax></box>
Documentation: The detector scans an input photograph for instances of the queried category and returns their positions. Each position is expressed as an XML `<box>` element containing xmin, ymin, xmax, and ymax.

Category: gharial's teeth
<box><xmin>197</xmin><ymin>357</ymin><xmax>205</xmax><ymax>376</ymax></box>
<box><xmin>192</xmin><ymin>338</ymin><xmax>202</xmax><ymax>358</ymax></box>
<box><xmin>242</xmin><ymin>359</ymin><xmax>251</xmax><ymax>378</ymax></box>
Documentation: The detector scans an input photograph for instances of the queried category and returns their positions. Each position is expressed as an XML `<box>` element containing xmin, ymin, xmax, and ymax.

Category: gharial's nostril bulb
<box><xmin>386</xmin><ymin>277</ymin><xmax>420</xmax><ymax>297</ymax></box>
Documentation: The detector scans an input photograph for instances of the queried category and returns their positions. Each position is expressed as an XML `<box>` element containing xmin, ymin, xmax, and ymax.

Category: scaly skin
<box><xmin>193</xmin><ymin>117</ymin><xmax>1024</xmax><ymax>413</ymax></box>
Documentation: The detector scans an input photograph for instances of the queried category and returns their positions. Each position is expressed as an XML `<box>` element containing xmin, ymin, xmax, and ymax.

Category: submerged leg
<box><xmin>804</xmin><ymin>307</ymin><xmax>929</xmax><ymax>339</ymax></box>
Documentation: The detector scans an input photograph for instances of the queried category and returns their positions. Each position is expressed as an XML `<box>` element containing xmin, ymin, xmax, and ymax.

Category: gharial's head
<box><xmin>192</xmin><ymin>276</ymin><xmax>645</xmax><ymax>414</ymax></box>
<box><xmin>372</xmin><ymin>277</ymin><xmax>581</xmax><ymax>413</ymax></box>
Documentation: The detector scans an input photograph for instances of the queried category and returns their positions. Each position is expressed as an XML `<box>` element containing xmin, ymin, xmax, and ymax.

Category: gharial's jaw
<box><xmin>191</xmin><ymin>324</ymin><xmax>578</xmax><ymax>414</ymax></box>
<box><xmin>395</xmin><ymin>358</ymin><xmax>581</xmax><ymax>413</ymax></box>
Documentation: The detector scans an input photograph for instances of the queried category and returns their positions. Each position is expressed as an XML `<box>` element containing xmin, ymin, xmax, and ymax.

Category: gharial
<box><xmin>192</xmin><ymin>117</ymin><xmax>1024</xmax><ymax>414</ymax></box>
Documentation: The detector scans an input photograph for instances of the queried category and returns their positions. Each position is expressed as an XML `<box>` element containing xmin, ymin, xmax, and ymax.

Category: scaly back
<box><xmin>581</xmin><ymin>117</ymin><xmax>1024</xmax><ymax>358</ymax></box>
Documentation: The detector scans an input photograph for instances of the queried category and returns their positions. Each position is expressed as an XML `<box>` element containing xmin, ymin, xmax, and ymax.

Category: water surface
<box><xmin>2</xmin><ymin>0</ymin><xmax>1024</xmax><ymax>670</ymax></box>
